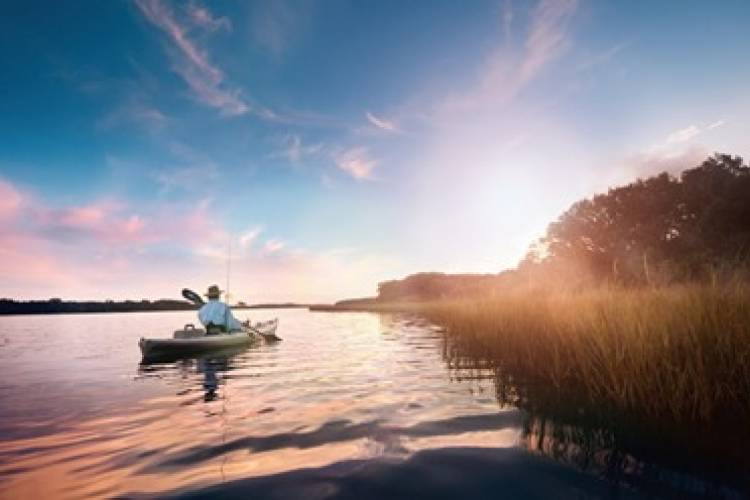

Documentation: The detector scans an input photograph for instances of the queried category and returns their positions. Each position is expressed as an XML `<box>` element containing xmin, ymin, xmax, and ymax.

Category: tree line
<box><xmin>372</xmin><ymin>153</ymin><xmax>750</xmax><ymax>302</ymax></box>
<box><xmin>0</xmin><ymin>298</ymin><xmax>196</xmax><ymax>315</ymax></box>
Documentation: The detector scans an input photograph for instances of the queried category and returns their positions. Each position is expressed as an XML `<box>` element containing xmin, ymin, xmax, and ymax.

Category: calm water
<box><xmin>0</xmin><ymin>309</ymin><xmax>744</xmax><ymax>499</ymax></box>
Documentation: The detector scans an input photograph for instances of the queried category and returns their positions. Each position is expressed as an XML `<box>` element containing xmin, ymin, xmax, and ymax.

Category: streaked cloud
<box><xmin>98</xmin><ymin>102</ymin><xmax>167</xmax><ymax>132</ymax></box>
<box><xmin>264</xmin><ymin>239</ymin><xmax>285</xmax><ymax>254</ymax></box>
<box><xmin>518</xmin><ymin>0</ymin><xmax>578</xmax><ymax>85</ymax></box>
<box><xmin>151</xmin><ymin>163</ymin><xmax>219</xmax><ymax>193</ymax></box>
<box><xmin>239</xmin><ymin>227</ymin><xmax>263</xmax><ymax>249</ymax></box>
<box><xmin>439</xmin><ymin>0</ymin><xmax>579</xmax><ymax>113</ymax></box>
<box><xmin>663</xmin><ymin>119</ymin><xmax>726</xmax><ymax>147</ymax></box>
<box><xmin>576</xmin><ymin>42</ymin><xmax>629</xmax><ymax>71</ymax></box>
<box><xmin>334</xmin><ymin>147</ymin><xmax>377</xmax><ymax>181</ymax></box>
<box><xmin>365</xmin><ymin>111</ymin><xmax>399</xmax><ymax>133</ymax></box>
<box><xmin>666</xmin><ymin>125</ymin><xmax>701</xmax><ymax>144</ymax></box>
<box><xmin>135</xmin><ymin>0</ymin><xmax>250</xmax><ymax>116</ymax></box>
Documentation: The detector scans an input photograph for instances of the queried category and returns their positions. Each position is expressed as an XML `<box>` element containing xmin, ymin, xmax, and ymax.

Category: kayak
<box><xmin>139</xmin><ymin>319</ymin><xmax>279</xmax><ymax>359</ymax></box>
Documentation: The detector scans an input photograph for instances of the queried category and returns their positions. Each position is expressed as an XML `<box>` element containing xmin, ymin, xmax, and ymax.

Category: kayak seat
<box><xmin>173</xmin><ymin>323</ymin><xmax>207</xmax><ymax>339</ymax></box>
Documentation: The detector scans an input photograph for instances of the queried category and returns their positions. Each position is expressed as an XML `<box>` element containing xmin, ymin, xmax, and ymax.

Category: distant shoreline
<box><xmin>0</xmin><ymin>299</ymin><xmax>310</xmax><ymax>316</ymax></box>
<box><xmin>307</xmin><ymin>298</ymin><xmax>407</xmax><ymax>313</ymax></box>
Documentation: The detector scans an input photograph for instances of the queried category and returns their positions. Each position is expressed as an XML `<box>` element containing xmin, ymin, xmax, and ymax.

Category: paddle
<box><xmin>182</xmin><ymin>288</ymin><xmax>205</xmax><ymax>306</ymax></box>
<box><xmin>180</xmin><ymin>288</ymin><xmax>281</xmax><ymax>341</ymax></box>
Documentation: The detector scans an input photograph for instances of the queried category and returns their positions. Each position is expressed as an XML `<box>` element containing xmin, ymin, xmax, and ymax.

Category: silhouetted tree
<box><xmin>532</xmin><ymin>153</ymin><xmax>750</xmax><ymax>285</ymax></box>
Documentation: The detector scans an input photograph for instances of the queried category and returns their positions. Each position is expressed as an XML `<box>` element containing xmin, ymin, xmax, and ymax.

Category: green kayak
<box><xmin>139</xmin><ymin>319</ymin><xmax>279</xmax><ymax>359</ymax></box>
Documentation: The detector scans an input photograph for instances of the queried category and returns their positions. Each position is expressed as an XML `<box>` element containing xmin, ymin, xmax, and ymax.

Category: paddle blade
<box><xmin>182</xmin><ymin>288</ymin><xmax>205</xmax><ymax>306</ymax></box>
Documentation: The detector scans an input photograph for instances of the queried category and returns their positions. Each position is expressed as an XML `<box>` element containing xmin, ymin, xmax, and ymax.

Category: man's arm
<box><xmin>224</xmin><ymin>304</ymin><xmax>244</xmax><ymax>331</ymax></box>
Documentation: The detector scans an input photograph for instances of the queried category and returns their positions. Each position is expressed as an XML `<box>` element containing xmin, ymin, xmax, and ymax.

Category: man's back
<box><xmin>198</xmin><ymin>300</ymin><xmax>244</xmax><ymax>332</ymax></box>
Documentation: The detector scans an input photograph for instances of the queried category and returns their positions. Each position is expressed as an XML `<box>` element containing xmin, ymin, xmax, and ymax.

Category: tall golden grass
<box><xmin>420</xmin><ymin>284</ymin><xmax>750</xmax><ymax>425</ymax></box>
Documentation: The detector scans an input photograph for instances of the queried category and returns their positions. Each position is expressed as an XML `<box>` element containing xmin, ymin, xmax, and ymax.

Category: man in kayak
<box><xmin>198</xmin><ymin>285</ymin><xmax>245</xmax><ymax>334</ymax></box>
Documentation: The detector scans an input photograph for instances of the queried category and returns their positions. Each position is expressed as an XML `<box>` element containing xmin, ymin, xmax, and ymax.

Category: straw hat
<box><xmin>204</xmin><ymin>285</ymin><xmax>223</xmax><ymax>299</ymax></box>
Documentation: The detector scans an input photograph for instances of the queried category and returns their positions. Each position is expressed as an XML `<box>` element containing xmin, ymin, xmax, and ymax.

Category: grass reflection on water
<box><xmin>440</xmin><ymin>326</ymin><xmax>750</xmax><ymax>499</ymax></box>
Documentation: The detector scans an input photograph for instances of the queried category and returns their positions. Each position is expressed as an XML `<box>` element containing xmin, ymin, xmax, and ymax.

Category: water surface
<box><xmin>0</xmin><ymin>310</ymin><xmax>743</xmax><ymax>499</ymax></box>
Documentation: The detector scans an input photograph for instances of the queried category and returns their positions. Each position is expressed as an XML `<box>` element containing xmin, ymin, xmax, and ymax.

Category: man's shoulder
<box><xmin>202</xmin><ymin>301</ymin><xmax>228</xmax><ymax>309</ymax></box>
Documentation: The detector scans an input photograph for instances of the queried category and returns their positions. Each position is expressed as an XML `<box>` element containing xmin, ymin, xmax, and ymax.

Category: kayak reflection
<box><xmin>196</xmin><ymin>356</ymin><xmax>226</xmax><ymax>402</ymax></box>
<box><xmin>138</xmin><ymin>345</ymin><xmax>253</xmax><ymax>402</ymax></box>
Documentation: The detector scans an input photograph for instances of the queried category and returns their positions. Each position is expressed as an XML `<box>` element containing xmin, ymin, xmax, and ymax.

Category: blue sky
<box><xmin>1</xmin><ymin>0</ymin><xmax>749</xmax><ymax>301</ymax></box>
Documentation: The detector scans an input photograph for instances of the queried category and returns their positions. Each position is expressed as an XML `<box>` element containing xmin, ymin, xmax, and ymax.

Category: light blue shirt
<box><xmin>198</xmin><ymin>300</ymin><xmax>243</xmax><ymax>331</ymax></box>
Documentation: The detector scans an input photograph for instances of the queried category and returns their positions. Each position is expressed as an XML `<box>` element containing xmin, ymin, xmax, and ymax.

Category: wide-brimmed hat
<box><xmin>204</xmin><ymin>285</ymin><xmax>223</xmax><ymax>298</ymax></box>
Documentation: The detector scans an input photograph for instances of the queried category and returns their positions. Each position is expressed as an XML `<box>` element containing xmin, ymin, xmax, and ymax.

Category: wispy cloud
<box><xmin>250</xmin><ymin>0</ymin><xmax>310</xmax><ymax>59</ymax></box>
<box><xmin>666</xmin><ymin>125</ymin><xmax>701</xmax><ymax>144</ymax></box>
<box><xmin>151</xmin><ymin>163</ymin><xmax>219</xmax><ymax>193</ymax></box>
<box><xmin>264</xmin><ymin>239</ymin><xmax>285</xmax><ymax>254</ymax></box>
<box><xmin>501</xmin><ymin>0</ymin><xmax>514</xmax><ymax>47</ymax></box>
<box><xmin>334</xmin><ymin>147</ymin><xmax>378</xmax><ymax>181</ymax></box>
<box><xmin>273</xmin><ymin>134</ymin><xmax>324</xmax><ymax>164</ymax></box>
<box><xmin>135</xmin><ymin>0</ymin><xmax>250</xmax><ymax>116</ymax></box>
<box><xmin>618</xmin><ymin>119</ymin><xmax>729</xmax><ymax>182</ymax></box>
<box><xmin>239</xmin><ymin>227</ymin><xmax>263</xmax><ymax>249</ymax></box>
<box><xmin>518</xmin><ymin>0</ymin><xmax>578</xmax><ymax>86</ymax></box>
<box><xmin>187</xmin><ymin>2</ymin><xmax>232</xmax><ymax>32</ymax></box>
<box><xmin>440</xmin><ymin>0</ymin><xmax>579</xmax><ymax>113</ymax></box>
<box><xmin>576</xmin><ymin>42</ymin><xmax>629</xmax><ymax>71</ymax></box>
<box><xmin>663</xmin><ymin>119</ymin><xmax>726</xmax><ymax>146</ymax></box>
<box><xmin>98</xmin><ymin>101</ymin><xmax>167</xmax><ymax>132</ymax></box>
<box><xmin>365</xmin><ymin>111</ymin><xmax>399</xmax><ymax>133</ymax></box>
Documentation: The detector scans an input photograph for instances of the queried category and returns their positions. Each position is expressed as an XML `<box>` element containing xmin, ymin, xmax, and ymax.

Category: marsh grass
<box><xmin>420</xmin><ymin>284</ymin><xmax>750</xmax><ymax>490</ymax></box>
<box><xmin>421</xmin><ymin>285</ymin><xmax>750</xmax><ymax>425</ymax></box>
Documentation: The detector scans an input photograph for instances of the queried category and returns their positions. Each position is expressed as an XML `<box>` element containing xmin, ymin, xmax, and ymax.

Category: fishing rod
<box><xmin>226</xmin><ymin>237</ymin><xmax>231</xmax><ymax>305</ymax></box>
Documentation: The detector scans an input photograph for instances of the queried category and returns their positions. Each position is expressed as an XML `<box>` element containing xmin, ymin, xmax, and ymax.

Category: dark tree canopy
<box><xmin>527</xmin><ymin>153</ymin><xmax>750</xmax><ymax>285</ymax></box>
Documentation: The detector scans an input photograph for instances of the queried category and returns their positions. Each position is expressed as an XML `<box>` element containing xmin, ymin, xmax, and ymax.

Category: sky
<box><xmin>1</xmin><ymin>0</ymin><xmax>749</xmax><ymax>302</ymax></box>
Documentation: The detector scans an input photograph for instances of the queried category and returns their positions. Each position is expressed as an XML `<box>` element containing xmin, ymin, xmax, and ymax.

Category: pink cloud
<box><xmin>0</xmin><ymin>180</ymin><xmax>225</xmax><ymax>297</ymax></box>
<box><xmin>0</xmin><ymin>179</ymin><xmax>401</xmax><ymax>302</ymax></box>
<box><xmin>334</xmin><ymin>147</ymin><xmax>377</xmax><ymax>181</ymax></box>
<box><xmin>29</xmin><ymin>199</ymin><xmax>157</xmax><ymax>247</ymax></box>
<box><xmin>58</xmin><ymin>205</ymin><xmax>108</xmax><ymax>228</ymax></box>
<box><xmin>0</xmin><ymin>180</ymin><xmax>23</xmax><ymax>220</ymax></box>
